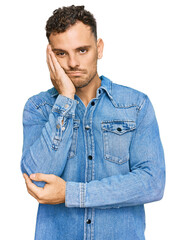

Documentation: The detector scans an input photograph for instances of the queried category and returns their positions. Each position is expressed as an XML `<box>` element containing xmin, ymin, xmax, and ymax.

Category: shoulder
<box><xmin>111</xmin><ymin>81</ymin><xmax>148</xmax><ymax>110</ymax></box>
<box><xmin>24</xmin><ymin>87</ymin><xmax>57</xmax><ymax>110</ymax></box>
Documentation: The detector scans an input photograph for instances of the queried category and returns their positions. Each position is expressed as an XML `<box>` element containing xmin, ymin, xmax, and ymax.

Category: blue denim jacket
<box><xmin>21</xmin><ymin>75</ymin><xmax>165</xmax><ymax>240</ymax></box>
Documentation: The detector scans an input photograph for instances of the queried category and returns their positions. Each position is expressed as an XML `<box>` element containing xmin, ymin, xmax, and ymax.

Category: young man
<box><xmin>21</xmin><ymin>5</ymin><xmax>165</xmax><ymax>240</ymax></box>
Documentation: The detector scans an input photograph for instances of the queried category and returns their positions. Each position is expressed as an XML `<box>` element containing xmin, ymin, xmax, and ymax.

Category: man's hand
<box><xmin>46</xmin><ymin>44</ymin><xmax>76</xmax><ymax>99</ymax></box>
<box><xmin>23</xmin><ymin>173</ymin><xmax>66</xmax><ymax>205</ymax></box>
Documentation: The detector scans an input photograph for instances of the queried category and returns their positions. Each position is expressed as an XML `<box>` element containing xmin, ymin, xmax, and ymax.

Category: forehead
<box><xmin>49</xmin><ymin>21</ymin><xmax>96</xmax><ymax>49</ymax></box>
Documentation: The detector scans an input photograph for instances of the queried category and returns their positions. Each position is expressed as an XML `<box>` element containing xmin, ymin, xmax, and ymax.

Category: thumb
<box><xmin>30</xmin><ymin>173</ymin><xmax>53</xmax><ymax>183</ymax></box>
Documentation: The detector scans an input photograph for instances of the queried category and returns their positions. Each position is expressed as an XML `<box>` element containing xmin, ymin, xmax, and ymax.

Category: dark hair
<box><xmin>45</xmin><ymin>5</ymin><xmax>97</xmax><ymax>41</ymax></box>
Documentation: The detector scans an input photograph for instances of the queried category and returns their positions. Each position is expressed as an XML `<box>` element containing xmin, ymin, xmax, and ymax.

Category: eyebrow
<box><xmin>52</xmin><ymin>45</ymin><xmax>92</xmax><ymax>52</ymax></box>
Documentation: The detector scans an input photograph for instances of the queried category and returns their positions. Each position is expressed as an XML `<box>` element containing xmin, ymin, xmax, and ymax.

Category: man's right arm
<box><xmin>21</xmin><ymin>45</ymin><xmax>76</xmax><ymax>187</ymax></box>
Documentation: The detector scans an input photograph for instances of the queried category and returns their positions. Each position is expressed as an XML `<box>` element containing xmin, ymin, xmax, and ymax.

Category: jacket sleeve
<box><xmin>65</xmin><ymin>96</ymin><xmax>166</xmax><ymax>208</ymax></box>
<box><xmin>20</xmin><ymin>94</ymin><xmax>77</xmax><ymax>187</ymax></box>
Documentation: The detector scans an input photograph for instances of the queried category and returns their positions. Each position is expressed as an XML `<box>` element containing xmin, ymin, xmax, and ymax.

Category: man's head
<box><xmin>45</xmin><ymin>5</ymin><xmax>104</xmax><ymax>89</ymax></box>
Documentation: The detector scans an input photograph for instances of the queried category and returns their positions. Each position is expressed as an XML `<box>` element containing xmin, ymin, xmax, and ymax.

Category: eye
<box><xmin>56</xmin><ymin>52</ymin><xmax>65</xmax><ymax>57</ymax></box>
<box><xmin>79</xmin><ymin>49</ymin><xmax>87</xmax><ymax>54</ymax></box>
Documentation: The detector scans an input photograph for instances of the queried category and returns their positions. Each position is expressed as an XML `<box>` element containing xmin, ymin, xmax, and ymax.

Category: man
<box><xmin>21</xmin><ymin>5</ymin><xmax>165</xmax><ymax>240</ymax></box>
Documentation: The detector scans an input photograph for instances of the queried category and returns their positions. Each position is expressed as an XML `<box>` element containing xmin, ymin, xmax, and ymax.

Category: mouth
<box><xmin>66</xmin><ymin>71</ymin><xmax>86</xmax><ymax>76</ymax></box>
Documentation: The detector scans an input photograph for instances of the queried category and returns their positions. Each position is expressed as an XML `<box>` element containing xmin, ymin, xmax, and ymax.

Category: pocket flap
<box><xmin>101</xmin><ymin>120</ymin><xmax>136</xmax><ymax>135</ymax></box>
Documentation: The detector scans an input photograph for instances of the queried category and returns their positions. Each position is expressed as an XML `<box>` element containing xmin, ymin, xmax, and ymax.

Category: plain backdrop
<box><xmin>0</xmin><ymin>0</ymin><xmax>186</xmax><ymax>239</ymax></box>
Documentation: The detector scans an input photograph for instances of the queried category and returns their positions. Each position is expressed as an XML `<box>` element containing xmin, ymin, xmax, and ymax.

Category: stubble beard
<box><xmin>70</xmin><ymin>70</ymin><xmax>97</xmax><ymax>89</ymax></box>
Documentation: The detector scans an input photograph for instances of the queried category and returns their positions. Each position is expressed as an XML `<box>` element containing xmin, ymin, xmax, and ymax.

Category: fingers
<box><xmin>47</xmin><ymin>44</ymin><xmax>66</xmax><ymax>75</ymax></box>
<box><xmin>30</xmin><ymin>173</ymin><xmax>54</xmax><ymax>183</ymax></box>
<box><xmin>49</xmin><ymin>49</ymin><xmax>64</xmax><ymax>74</ymax></box>
<box><xmin>46</xmin><ymin>44</ymin><xmax>55</xmax><ymax>74</ymax></box>
<box><xmin>26</xmin><ymin>185</ymin><xmax>38</xmax><ymax>200</ymax></box>
<box><xmin>23</xmin><ymin>173</ymin><xmax>42</xmax><ymax>200</ymax></box>
<box><xmin>46</xmin><ymin>44</ymin><xmax>64</xmax><ymax>85</ymax></box>
<box><xmin>47</xmin><ymin>44</ymin><xmax>58</xmax><ymax>73</ymax></box>
<box><xmin>23</xmin><ymin>173</ymin><xmax>66</xmax><ymax>205</ymax></box>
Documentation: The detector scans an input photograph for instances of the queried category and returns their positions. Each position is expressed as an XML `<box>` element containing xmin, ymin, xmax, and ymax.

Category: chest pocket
<box><xmin>101</xmin><ymin>120</ymin><xmax>136</xmax><ymax>164</ymax></box>
<box><xmin>68</xmin><ymin>119</ymin><xmax>80</xmax><ymax>159</ymax></box>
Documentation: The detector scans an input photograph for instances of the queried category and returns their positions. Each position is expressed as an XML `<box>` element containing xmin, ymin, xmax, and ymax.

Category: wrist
<box><xmin>60</xmin><ymin>92</ymin><xmax>75</xmax><ymax>100</ymax></box>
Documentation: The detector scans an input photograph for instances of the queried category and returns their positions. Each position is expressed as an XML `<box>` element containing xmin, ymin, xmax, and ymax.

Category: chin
<box><xmin>75</xmin><ymin>80</ymin><xmax>91</xmax><ymax>89</ymax></box>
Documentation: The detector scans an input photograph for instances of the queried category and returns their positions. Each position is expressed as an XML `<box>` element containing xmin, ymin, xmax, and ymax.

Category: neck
<box><xmin>75</xmin><ymin>73</ymin><xmax>101</xmax><ymax>107</ymax></box>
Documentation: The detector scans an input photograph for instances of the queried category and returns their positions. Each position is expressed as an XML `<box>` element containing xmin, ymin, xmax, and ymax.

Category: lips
<box><xmin>66</xmin><ymin>71</ymin><xmax>86</xmax><ymax>76</ymax></box>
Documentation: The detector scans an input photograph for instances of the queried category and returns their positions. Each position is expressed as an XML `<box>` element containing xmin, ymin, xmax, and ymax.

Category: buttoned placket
<box><xmin>75</xmin><ymin>89</ymin><xmax>102</xmax><ymax>240</ymax></box>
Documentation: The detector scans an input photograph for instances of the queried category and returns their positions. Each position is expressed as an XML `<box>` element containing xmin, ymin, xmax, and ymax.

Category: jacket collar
<box><xmin>99</xmin><ymin>75</ymin><xmax>113</xmax><ymax>100</ymax></box>
<box><xmin>50</xmin><ymin>75</ymin><xmax>113</xmax><ymax>100</ymax></box>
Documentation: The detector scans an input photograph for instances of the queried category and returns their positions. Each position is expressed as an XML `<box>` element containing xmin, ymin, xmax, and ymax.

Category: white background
<box><xmin>0</xmin><ymin>0</ymin><xmax>185</xmax><ymax>239</ymax></box>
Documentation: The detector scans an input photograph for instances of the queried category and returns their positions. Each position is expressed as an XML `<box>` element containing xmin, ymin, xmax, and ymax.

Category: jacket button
<box><xmin>117</xmin><ymin>127</ymin><xmax>122</xmax><ymax>132</ymax></box>
<box><xmin>86</xmin><ymin>219</ymin><xmax>91</xmax><ymax>224</ymax></box>
<box><xmin>91</xmin><ymin>101</ymin><xmax>95</xmax><ymax>106</ymax></box>
<box><xmin>88</xmin><ymin>155</ymin><xmax>92</xmax><ymax>160</ymax></box>
<box><xmin>85</xmin><ymin>125</ymin><xmax>90</xmax><ymax>130</ymax></box>
<box><xmin>65</xmin><ymin>104</ymin><xmax>69</xmax><ymax>108</ymax></box>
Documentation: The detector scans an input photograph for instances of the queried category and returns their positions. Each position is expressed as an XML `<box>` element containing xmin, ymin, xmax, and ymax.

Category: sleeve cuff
<box><xmin>52</xmin><ymin>94</ymin><xmax>77</xmax><ymax>117</ymax></box>
<box><xmin>65</xmin><ymin>181</ymin><xmax>86</xmax><ymax>208</ymax></box>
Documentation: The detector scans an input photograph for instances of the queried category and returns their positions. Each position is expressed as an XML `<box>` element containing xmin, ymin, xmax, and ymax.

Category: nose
<box><xmin>68</xmin><ymin>54</ymin><xmax>80</xmax><ymax>69</ymax></box>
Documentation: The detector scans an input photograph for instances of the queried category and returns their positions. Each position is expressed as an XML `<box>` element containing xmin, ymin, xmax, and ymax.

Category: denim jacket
<box><xmin>21</xmin><ymin>75</ymin><xmax>165</xmax><ymax>240</ymax></box>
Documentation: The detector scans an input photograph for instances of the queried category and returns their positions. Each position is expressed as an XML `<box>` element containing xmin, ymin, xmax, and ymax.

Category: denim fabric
<box><xmin>21</xmin><ymin>75</ymin><xmax>165</xmax><ymax>240</ymax></box>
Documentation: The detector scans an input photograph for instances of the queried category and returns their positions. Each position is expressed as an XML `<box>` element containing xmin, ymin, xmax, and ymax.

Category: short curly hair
<box><xmin>45</xmin><ymin>5</ymin><xmax>97</xmax><ymax>41</ymax></box>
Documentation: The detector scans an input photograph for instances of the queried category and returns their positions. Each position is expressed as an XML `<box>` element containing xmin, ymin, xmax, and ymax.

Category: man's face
<box><xmin>49</xmin><ymin>21</ymin><xmax>103</xmax><ymax>89</ymax></box>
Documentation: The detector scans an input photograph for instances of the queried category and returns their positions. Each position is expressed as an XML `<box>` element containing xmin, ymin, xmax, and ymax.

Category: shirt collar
<box><xmin>50</xmin><ymin>75</ymin><xmax>113</xmax><ymax>100</ymax></box>
<box><xmin>99</xmin><ymin>75</ymin><xmax>113</xmax><ymax>100</ymax></box>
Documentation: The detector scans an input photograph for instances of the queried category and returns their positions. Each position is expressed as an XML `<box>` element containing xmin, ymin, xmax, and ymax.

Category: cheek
<box><xmin>84</xmin><ymin>53</ymin><xmax>98</xmax><ymax>68</ymax></box>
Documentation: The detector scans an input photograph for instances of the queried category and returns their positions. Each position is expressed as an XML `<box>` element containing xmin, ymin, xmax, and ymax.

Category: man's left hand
<box><xmin>23</xmin><ymin>173</ymin><xmax>66</xmax><ymax>205</ymax></box>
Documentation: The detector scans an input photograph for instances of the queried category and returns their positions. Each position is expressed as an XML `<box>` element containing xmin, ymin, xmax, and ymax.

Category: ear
<box><xmin>97</xmin><ymin>38</ymin><xmax>104</xmax><ymax>59</ymax></box>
